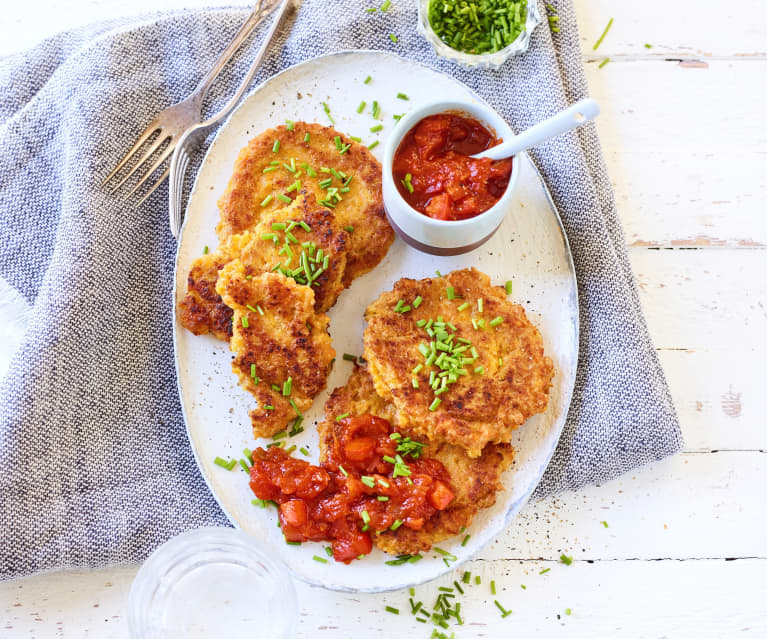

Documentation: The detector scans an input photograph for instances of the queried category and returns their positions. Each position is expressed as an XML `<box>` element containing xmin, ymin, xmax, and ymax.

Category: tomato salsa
<box><xmin>249</xmin><ymin>414</ymin><xmax>455</xmax><ymax>563</ymax></box>
<box><xmin>392</xmin><ymin>112</ymin><xmax>514</xmax><ymax>221</ymax></box>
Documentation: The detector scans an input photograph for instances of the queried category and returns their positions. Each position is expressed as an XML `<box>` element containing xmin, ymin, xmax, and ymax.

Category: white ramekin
<box><xmin>382</xmin><ymin>99</ymin><xmax>519</xmax><ymax>256</ymax></box>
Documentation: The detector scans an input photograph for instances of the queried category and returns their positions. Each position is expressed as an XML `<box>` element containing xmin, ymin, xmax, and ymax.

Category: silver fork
<box><xmin>168</xmin><ymin>0</ymin><xmax>293</xmax><ymax>238</ymax></box>
<box><xmin>102</xmin><ymin>0</ymin><xmax>283</xmax><ymax>204</ymax></box>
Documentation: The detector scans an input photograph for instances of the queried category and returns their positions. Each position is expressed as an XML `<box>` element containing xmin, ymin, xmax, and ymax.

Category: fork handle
<box><xmin>199</xmin><ymin>0</ymin><xmax>292</xmax><ymax>128</ymax></box>
<box><xmin>191</xmin><ymin>0</ymin><xmax>281</xmax><ymax>101</ymax></box>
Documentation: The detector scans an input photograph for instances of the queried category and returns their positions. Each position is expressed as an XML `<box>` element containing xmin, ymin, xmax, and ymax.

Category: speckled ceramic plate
<box><xmin>173</xmin><ymin>51</ymin><xmax>578</xmax><ymax>593</ymax></box>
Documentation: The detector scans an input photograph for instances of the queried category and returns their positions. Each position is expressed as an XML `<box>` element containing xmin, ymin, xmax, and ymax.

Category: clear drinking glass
<box><xmin>128</xmin><ymin>527</ymin><xmax>297</xmax><ymax>639</ymax></box>
<box><xmin>418</xmin><ymin>0</ymin><xmax>542</xmax><ymax>69</ymax></box>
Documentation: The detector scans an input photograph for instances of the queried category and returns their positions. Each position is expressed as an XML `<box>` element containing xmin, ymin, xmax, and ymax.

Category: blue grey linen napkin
<box><xmin>0</xmin><ymin>1</ymin><xmax>681</xmax><ymax>579</ymax></box>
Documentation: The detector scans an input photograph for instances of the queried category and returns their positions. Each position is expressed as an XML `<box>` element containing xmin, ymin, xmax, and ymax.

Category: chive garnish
<box><xmin>475</xmin><ymin>575</ymin><xmax>481</xmax><ymax>585</ymax></box>
<box><xmin>368</xmin><ymin>140</ymin><xmax>379</xmax><ymax>150</ymax></box>
<box><xmin>285</xmin><ymin>120</ymin><xmax>295</xmax><ymax>131</ymax></box>
<box><xmin>490</xmin><ymin>580</ymin><xmax>496</xmax><ymax>594</ymax></box>
<box><xmin>598</xmin><ymin>57</ymin><xmax>610</xmax><ymax>69</ymax></box>
<box><xmin>304</xmin><ymin>132</ymin><xmax>310</xmax><ymax>142</ymax></box>
<box><xmin>313</xmin><ymin>555</ymin><xmax>328</xmax><ymax>564</ymax></box>
<box><xmin>282</xmin><ymin>377</ymin><xmax>292</xmax><ymax>396</ymax></box>
<box><xmin>260</xmin><ymin>194</ymin><xmax>273</xmax><ymax>207</ymax></box>
<box><xmin>593</xmin><ymin>17</ymin><xmax>613</xmax><ymax>50</ymax></box>
<box><xmin>322</xmin><ymin>102</ymin><xmax>335</xmax><ymax>124</ymax></box>
<box><xmin>389</xmin><ymin>34</ymin><xmax>398</xmax><ymax>43</ymax></box>
<box><xmin>299</xmin><ymin>447</ymin><xmax>309</xmax><ymax>456</ymax></box>
<box><xmin>214</xmin><ymin>456</ymin><xmax>236</xmax><ymax>470</ymax></box>
<box><xmin>342</xmin><ymin>353</ymin><xmax>358</xmax><ymax>362</ymax></box>
<box><xmin>461</xmin><ymin>534</ymin><xmax>471</xmax><ymax>546</ymax></box>
<box><xmin>338</xmin><ymin>465</ymin><xmax>348</xmax><ymax>477</ymax></box>
<box><xmin>272</xmin><ymin>139</ymin><xmax>280</xmax><ymax>153</ymax></box>
<box><xmin>565</xmin><ymin>608</ymin><xmax>572</xmax><ymax>615</ymax></box>
<box><xmin>336</xmin><ymin>412</ymin><xmax>350</xmax><ymax>421</ymax></box>
<box><xmin>289</xmin><ymin>398</ymin><xmax>302</xmax><ymax>417</ymax></box>
<box><xmin>560</xmin><ymin>554</ymin><xmax>573</xmax><ymax>565</ymax></box>
<box><xmin>277</xmin><ymin>194</ymin><xmax>291</xmax><ymax>204</ymax></box>
<box><xmin>370</xmin><ymin>124</ymin><xmax>383</xmax><ymax>133</ymax></box>
<box><xmin>385</xmin><ymin>606</ymin><xmax>399</xmax><ymax>615</ymax></box>
<box><xmin>396</xmin><ymin>92</ymin><xmax>409</xmax><ymax>100</ymax></box>
<box><xmin>489</xmin><ymin>316</ymin><xmax>503</xmax><ymax>327</ymax></box>
<box><xmin>540</xmin><ymin>568</ymin><xmax>551</xmax><ymax>574</ymax></box>
<box><xmin>380</xmin><ymin>0</ymin><xmax>391</xmax><ymax>10</ymax></box>
<box><xmin>446</xmin><ymin>286</ymin><xmax>455</xmax><ymax>300</ymax></box>
<box><xmin>344</xmin><ymin>225</ymin><xmax>354</xmax><ymax>233</ymax></box>
<box><xmin>520</xmin><ymin>584</ymin><xmax>526</xmax><ymax>589</ymax></box>
<box><xmin>390</xmin><ymin>519</ymin><xmax>403</xmax><ymax>531</ymax></box>
<box><xmin>601</xmin><ymin>520</ymin><xmax>609</xmax><ymax>528</ymax></box>
<box><xmin>494</xmin><ymin>600</ymin><xmax>512</xmax><ymax>618</ymax></box>
<box><xmin>505</xmin><ymin>280</ymin><xmax>513</xmax><ymax>295</ymax></box>
<box><xmin>364</xmin><ymin>75</ymin><xmax>372</xmax><ymax>84</ymax></box>
<box><xmin>357</xmin><ymin>101</ymin><xmax>366</xmax><ymax>113</ymax></box>
<box><xmin>457</xmin><ymin>301</ymin><xmax>469</xmax><ymax>311</ymax></box>
<box><xmin>241</xmin><ymin>316</ymin><xmax>249</xmax><ymax>328</ymax></box>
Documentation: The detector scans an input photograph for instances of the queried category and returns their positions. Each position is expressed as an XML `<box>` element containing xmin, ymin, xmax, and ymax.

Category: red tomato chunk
<box><xmin>249</xmin><ymin>414</ymin><xmax>455</xmax><ymax>563</ymax></box>
<box><xmin>392</xmin><ymin>112</ymin><xmax>513</xmax><ymax>221</ymax></box>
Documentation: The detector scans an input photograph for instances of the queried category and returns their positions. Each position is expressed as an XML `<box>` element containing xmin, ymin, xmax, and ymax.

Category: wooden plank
<box><xmin>585</xmin><ymin>60</ymin><xmax>767</xmax><ymax>247</ymax></box>
<box><xmin>481</xmin><ymin>451</ymin><xmax>767</xmax><ymax>562</ymax></box>
<box><xmin>572</xmin><ymin>0</ymin><xmax>767</xmax><ymax>58</ymax></box>
<box><xmin>3</xmin><ymin>557</ymin><xmax>766</xmax><ymax>637</ymax></box>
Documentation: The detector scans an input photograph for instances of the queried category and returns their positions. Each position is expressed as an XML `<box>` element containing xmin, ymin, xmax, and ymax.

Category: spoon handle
<box><xmin>474</xmin><ymin>98</ymin><xmax>600</xmax><ymax>160</ymax></box>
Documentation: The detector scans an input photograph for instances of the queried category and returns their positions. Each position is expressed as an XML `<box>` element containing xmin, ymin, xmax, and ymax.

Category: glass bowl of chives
<box><xmin>419</xmin><ymin>0</ymin><xmax>542</xmax><ymax>69</ymax></box>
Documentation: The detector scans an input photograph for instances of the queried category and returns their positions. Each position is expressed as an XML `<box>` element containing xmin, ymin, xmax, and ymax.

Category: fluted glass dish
<box><xmin>418</xmin><ymin>0</ymin><xmax>542</xmax><ymax>69</ymax></box>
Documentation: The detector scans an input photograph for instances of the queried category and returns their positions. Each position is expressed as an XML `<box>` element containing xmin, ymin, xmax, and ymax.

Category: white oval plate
<box><xmin>173</xmin><ymin>51</ymin><xmax>578</xmax><ymax>593</ymax></box>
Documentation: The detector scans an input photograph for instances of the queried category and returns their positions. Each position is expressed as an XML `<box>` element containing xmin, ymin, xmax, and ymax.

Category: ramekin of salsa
<box><xmin>382</xmin><ymin>99</ymin><xmax>518</xmax><ymax>256</ymax></box>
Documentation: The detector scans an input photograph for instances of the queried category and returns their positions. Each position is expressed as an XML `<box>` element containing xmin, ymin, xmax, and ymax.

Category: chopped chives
<box><xmin>644</xmin><ymin>43</ymin><xmax>653</xmax><ymax>49</ymax></box>
<box><xmin>370</xmin><ymin>124</ymin><xmax>383</xmax><ymax>133</ymax></box>
<box><xmin>349</xmin><ymin>136</ymin><xmax>362</xmax><ymax>143</ymax></box>
<box><xmin>377</xmin><ymin>495</ymin><xmax>389</xmax><ymax>501</ymax></box>
<box><xmin>285</xmin><ymin>120</ymin><xmax>295</xmax><ymax>131</ymax></box>
<box><xmin>592</xmin><ymin>17</ymin><xmax>613</xmax><ymax>51</ymax></box>
<box><xmin>475</xmin><ymin>575</ymin><xmax>481</xmax><ymax>585</ymax></box>
<box><xmin>342</xmin><ymin>353</ymin><xmax>358</xmax><ymax>362</ymax></box>
<box><xmin>380</xmin><ymin>0</ymin><xmax>391</xmax><ymax>10</ymax></box>
<box><xmin>272</xmin><ymin>139</ymin><xmax>280</xmax><ymax>153</ymax></box>
<box><xmin>289</xmin><ymin>398</ymin><xmax>302</xmax><ymax>417</ymax></box>
<box><xmin>396</xmin><ymin>92</ymin><xmax>409</xmax><ymax>100</ymax></box>
<box><xmin>357</xmin><ymin>101</ymin><xmax>366</xmax><ymax>113</ymax></box>
<box><xmin>368</xmin><ymin>140</ymin><xmax>379</xmax><ymax>150</ymax></box>
<box><xmin>385</xmin><ymin>606</ymin><xmax>399</xmax><ymax>615</ymax></box>
<box><xmin>477</xmin><ymin>297</ymin><xmax>483</xmax><ymax>313</ymax></box>
<box><xmin>322</xmin><ymin>102</ymin><xmax>335</xmax><ymax>124</ymax></box>
<box><xmin>540</xmin><ymin>567</ymin><xmax>551</xmax><ymax>574</ymax></box>
<box><xmin>299</xmin><ymin>447</ymin><xmax>309</xmax><ymax>456</ymax></box>
<box><xmin>214</xmin><ymin>456</ymin><xmax>235</xmax><ymax>470</ymax></box>
<box><xmin>339</xmin><ymin>465</ymin><xmax>348</xmax><ymax>477</ymax></box>
<box><xmin>282</xmin><ymin>376</ymin><xmax>292</xmax><ymax>396</ymax></box>
<box><xmin>462</xmin><ymin>571</ymin><xmax>471</xmax><ymax>583</ymax></box>
<box><xmin>390</xmin><ymin>519</ymin><xmax>403</xmax><ymax>531</ymax></box>
<box><xmin>489</xmin><ymin>316</ymin><xmax>503</xmax><ymax>327</ymax></box>
<box><xmin>560</xmin><ymin>554</ymin><xmax>573</xmax><ymax>565</ymax></box>
<box><xmin>271</xmin><ymin>222</ymin><xmax>286</xmax><ymax>231</ymax></box>
<box><xmin>598</xmin><ymin>57</ymin><xmax>610</xmax><ymax>69</ymax></box>
<box><xmin>389</xmin><ymin>34</ymin><xmax>398</xmax><ymax>43</ymax></box>
<box><xmin>304</xmin><ymin>132</ymin><xmax>310</xmax><ymax>142</ymax></box>
<box><xmin>336</xmin><ymin>412</ymin><xmax>350</xmax><ymax>421</ymax></box>
<box><xmin>457</xmin><ymin>301</ymin><xmax>469</xmax><ymax>311</ymax></box>
<box><xmin>312</xmin><ymin>555</ymin><xmax>328</xmax><ymax>564</ymax></box>
<box><xmin>565</xmin><ymin>608</ymin><xmax>572</xmax><ymax>615</ymax></box>
<box><xmin>344</xmin><ymin>225</ymin><xmax>354</xmax><ymax>233</ymax></box>
<box><xmin>505</xmin><ymin>280</ymin><xmax>513</xmax><ymax>295</ymax></box>
<box><xmin>454</xmin><ymin>580</ymin><xmax>464</xmax><ymax>594</ymax></box>
<box><xmin>277</xmin><ymin>194</ymin><xmax>292</xmax><ymax>203</ymax></box>
<box><xmin>601</xmin><ymin>520</ymin><xmax>609</xmax><ymax>528</ymax></box>
<box><xmin>520</xmin><ymin>584</ymin><xmax>526</xmax><ymax>589</ymax></box>
<box><xmin>241</xmin><ymin>316</ymin><xmax>249</xmax><ymax>328</ymax></box>
<box><xmin>250</xmin><ymin>363</ymin><xmax>256</xmax><ymax>378</ymax></box>
<box><xmin>461</xmin><ymin>534</ymin><xmax>471</xmax><ymax>546</ymax></box>
<box><xmin>360</xmin><ymin>475</ymin><xmax>376</xmax><ymax>488</ymax></box>
<box><xmin>412</xmin><ymin>377</ymin><xmax>419</xmax><ymax>388</ymax></box>
<box><xmin>238</xmin><ymin>458</ymin><xmax>250</xmax><ymax>472</ymax></box>
<box><xmin>413</xmin><ymin>295</ymin><xmax>423</xmax><ymax>308</ymax></box>
<box><xmin>260</xmin><ymin>194</ymin><xmax>273</xmax><ymax>207</ymax></box>
<box><xmin>364</xmin><ymin>75</ymin><xmax>372</xmax><ymax>84</ymax></box>
<box><xmin>491</xmin><ymin>580</ymin><xmax>496</xmax><ymax>594</ymax></box>
<box><xmin>446</xmin><ymin>286</ymin><xmax>455</xmax><ymax>300</ymax></box>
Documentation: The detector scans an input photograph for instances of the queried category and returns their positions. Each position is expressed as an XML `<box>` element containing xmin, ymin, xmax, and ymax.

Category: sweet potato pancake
<box><xmin>216</xmin><ymin>122</ymin><xmax>393</xmax><ymax>286</ymax></box>
<box><xmin>364</xmin><ymin>268</ymin><xmax>554</xmax><ymax>458</ymax></box>
<box><xmin>178</xmin><ymin>193</ymin><xmax>348</xmax><ymax>340</ymax></box>
<box><xmin>216</xmin><ymin>262</ymin><xmax>335</xmax><ymax>438</ymax></box>
<box><xmin>318</xmin><ymin>366</ymin><xmax>515</xmax><ymax>555</ymax></box>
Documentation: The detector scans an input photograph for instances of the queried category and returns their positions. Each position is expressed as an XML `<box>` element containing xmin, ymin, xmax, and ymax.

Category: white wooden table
<box><xmin>2</xmin><ymin>1</ymin><xmax>766</xmax><ymax>636</ymax></box>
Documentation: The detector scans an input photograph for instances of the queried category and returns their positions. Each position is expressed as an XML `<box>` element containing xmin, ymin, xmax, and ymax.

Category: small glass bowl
<box><xmin>128</xmin><ymin>527</ymin><xmax>297</xmax><ymax>639</ymax></box>
<box><xmin>418</xmin><ymin>0</ymin><xmax>542</xmax><ymax>69</ymax></box>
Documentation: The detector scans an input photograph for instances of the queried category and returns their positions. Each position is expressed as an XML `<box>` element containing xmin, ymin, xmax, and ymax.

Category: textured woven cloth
<box><xmin>0</xmin><ymin>1</ymin><xmax>681</xmax><ymax>579</ymax></box>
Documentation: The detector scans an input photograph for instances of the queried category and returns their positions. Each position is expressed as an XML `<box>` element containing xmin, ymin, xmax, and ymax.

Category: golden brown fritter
<box><xmin>216</xmin><ymin>262</ymin><xmax>335</xmax><ymax>438</ymax></box>
<box><xmin>216</xmin><ymin>122</ymin><xmax>393</xmax><ymax>286</ymax></box>
<box><xmin>364</xmin><ymin>268</ymin><xmax>554</xmax><ymax>458</ymax></box>
<box><xmin>178</xmin><ymin>193</ymin><xmax>349</xmax><ymax>340</ymax></box>
<box><xmin>319</xmin><ymin>366</ymin><xmax>515</xmax><ymax>556</ymax></box>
